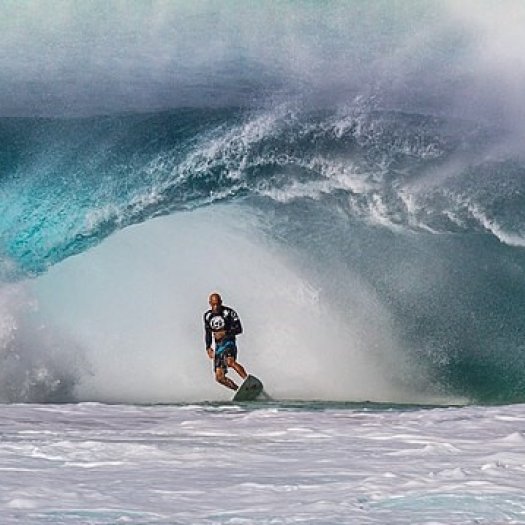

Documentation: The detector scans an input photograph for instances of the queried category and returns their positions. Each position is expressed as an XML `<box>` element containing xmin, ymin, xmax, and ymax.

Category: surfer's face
<box><xmin>209</xmin><ymin>294</ymin><xmax>222</xmax><ymax>312</ymax></box>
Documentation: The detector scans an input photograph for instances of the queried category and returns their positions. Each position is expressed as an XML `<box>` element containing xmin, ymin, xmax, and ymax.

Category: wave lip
<box><xmin>1</xmin><ymin>104</ymin><xmax>505</xmax><ymax>278</ymax></box>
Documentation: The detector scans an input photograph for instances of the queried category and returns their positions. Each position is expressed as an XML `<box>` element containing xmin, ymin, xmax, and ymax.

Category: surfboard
<box><xmin>232</xmin><ymin>374</ymin><xmax>263</xmax><ymax>402</ymax></box>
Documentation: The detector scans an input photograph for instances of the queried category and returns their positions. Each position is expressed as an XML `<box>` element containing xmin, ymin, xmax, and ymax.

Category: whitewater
<box><xmin>2</xmin><ymin>0</ymin><xmax>525</xmax><ymax>522</ymax></box>
<box><xmin>1</xmin><ymin>402</ymin><xmax>525</xmax><ymax>525</ymax></box>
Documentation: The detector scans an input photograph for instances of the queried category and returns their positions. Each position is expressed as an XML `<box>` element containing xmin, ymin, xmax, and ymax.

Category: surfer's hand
<box><xmin>214</xmin><ymin>330</ymin><xmax>227</xmax><ymax>342</ymax></box>
<box><xmin>206</xmin><ymin>348</ymin><xmax>214</xmax><ymax>359</ymax></box>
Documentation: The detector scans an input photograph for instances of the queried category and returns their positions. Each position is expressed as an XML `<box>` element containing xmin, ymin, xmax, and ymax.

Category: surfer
<box><xmin>203</xmin><ymin>293</ymin><xmax>248</xmax><ymax>391</ymax></box>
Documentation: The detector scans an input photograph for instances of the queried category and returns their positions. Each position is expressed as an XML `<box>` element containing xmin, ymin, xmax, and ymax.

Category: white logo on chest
<box><xmin>210</xmin><ymin>316</ymin><xmax>225</xmax><ymax>330</ymax></box>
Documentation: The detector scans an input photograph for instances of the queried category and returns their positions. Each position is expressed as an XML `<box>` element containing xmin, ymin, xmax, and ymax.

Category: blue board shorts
<box><xmin>214</xmin><ymin>339</ymin><xmax>238</xmax><ymax>372</ymax></box>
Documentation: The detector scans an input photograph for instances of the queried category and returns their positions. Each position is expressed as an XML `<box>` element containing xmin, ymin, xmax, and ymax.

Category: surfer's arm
<box><xmin>227</xmin><ymin>309</ymin><xmax>243</xmax><ymax>337</ymax></box>
<box><xmin>204</xmin><ymin>314</ymin><xmax>213</xmax><ymax>350</ymax></box>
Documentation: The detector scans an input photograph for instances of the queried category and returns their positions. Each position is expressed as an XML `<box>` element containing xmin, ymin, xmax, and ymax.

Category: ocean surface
<box><xmin>2</xmin><ymin>1</ymin><xmax>525</xmax><ymax>522</ymax></box>
<box><xmin>1</xmin><ymin>402</ymin><xmax>525</xmax><ymax>525</ymax></box>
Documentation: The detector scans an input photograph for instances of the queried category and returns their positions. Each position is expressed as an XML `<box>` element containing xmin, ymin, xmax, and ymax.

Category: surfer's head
<box><xmin>209</xmin><ymin>292</ymin><xmax>223</xmax><ymax>312</ymax></box>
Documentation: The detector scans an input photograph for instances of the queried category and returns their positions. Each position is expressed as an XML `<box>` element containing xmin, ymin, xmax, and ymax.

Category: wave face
<box><xmin>2</xmin><ymin>1</ymin><xmax>525</xmax><ymax>403</ymax></box>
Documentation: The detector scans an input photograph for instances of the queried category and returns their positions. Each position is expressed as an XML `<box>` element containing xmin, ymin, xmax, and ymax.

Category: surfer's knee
<box><xmin>225</xmin><ymin>356</ymin><xmax>236</xmax><ymax>367</ymax></box>
<box><xmin>215</xmin><ymin>369</ymin><xmax>225</xmax><ymax>383</ymax></box>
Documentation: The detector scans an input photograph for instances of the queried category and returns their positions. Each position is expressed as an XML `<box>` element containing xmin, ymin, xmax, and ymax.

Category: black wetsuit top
<box><xmin>203</xmin><ymin>305</ymin><xmax>243</xmax><ymax>349</ymax></box>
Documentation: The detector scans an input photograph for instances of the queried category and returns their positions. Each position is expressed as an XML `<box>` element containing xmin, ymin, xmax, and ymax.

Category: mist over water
<box><xmin>2</xmin><ymin>1</ymin><xmax>525</xmax><ymax>403</ymax></box>
<box><xmin>1</xmin><ymin>1</ymin><xmax>525</xmax><ymax>126</ymax></box>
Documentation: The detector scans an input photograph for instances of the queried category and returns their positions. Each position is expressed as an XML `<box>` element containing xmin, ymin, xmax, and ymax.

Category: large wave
<box><xmin>2</xmin><ymin>1</ymin><xmax>525</xmax><ymax>404</ymax></box>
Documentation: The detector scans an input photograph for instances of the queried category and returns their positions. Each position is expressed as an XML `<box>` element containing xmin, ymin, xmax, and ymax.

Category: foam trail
<box><xmin>26</xmin><ymin>205</ymin><xmax>445</xmax><ymax>404</ymax></box>
<box><xmin>467</xmin><ymin>204</ymin><xmax>525</xmax><ymax>248</ymax></box>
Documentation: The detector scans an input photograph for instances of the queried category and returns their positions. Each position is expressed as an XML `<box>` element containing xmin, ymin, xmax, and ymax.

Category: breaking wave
<box><xmin>2</xmin><ymin>1</ymin><xmax>525</xmax><ymax>403</ymax></box>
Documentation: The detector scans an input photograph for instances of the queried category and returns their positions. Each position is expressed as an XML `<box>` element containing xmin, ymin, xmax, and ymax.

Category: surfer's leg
<box><xmin>215</xmin><ymin>367</ymin><xmax>238</xmax><ymax>391</ymax></box>
<box><xmin>226</xmin><ymin>355</ymin><xmax>247</xmax><ymax>380</ymax></box>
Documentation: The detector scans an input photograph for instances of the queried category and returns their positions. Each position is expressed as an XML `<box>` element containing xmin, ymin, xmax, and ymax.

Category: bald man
<box><xmin>203</xmin><ymin>293</ymin><xmax>247</xmax><ymax>391</ymax></box>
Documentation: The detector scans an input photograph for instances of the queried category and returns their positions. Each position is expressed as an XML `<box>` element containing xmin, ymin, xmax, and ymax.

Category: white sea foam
<box><xmin>0</xmin><ymin>402</ymin><xmax>524</xmax><ymax>524</ymax></box>
<box><xmin>0</xmin><ymin>283</ymin><xmax>83</xmax><ymax>403</ymax></box>
<box><xmin>467</xmin><ymin>203</ymin><xmax>525</xmax><ymax>248</ymax></box>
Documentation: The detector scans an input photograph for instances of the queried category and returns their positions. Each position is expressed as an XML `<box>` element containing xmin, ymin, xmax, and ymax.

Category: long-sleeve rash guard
<box><xmin>203</xmin><ymin>305</ymin><xmax>243</xmax><ymax>349</ymax></box>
